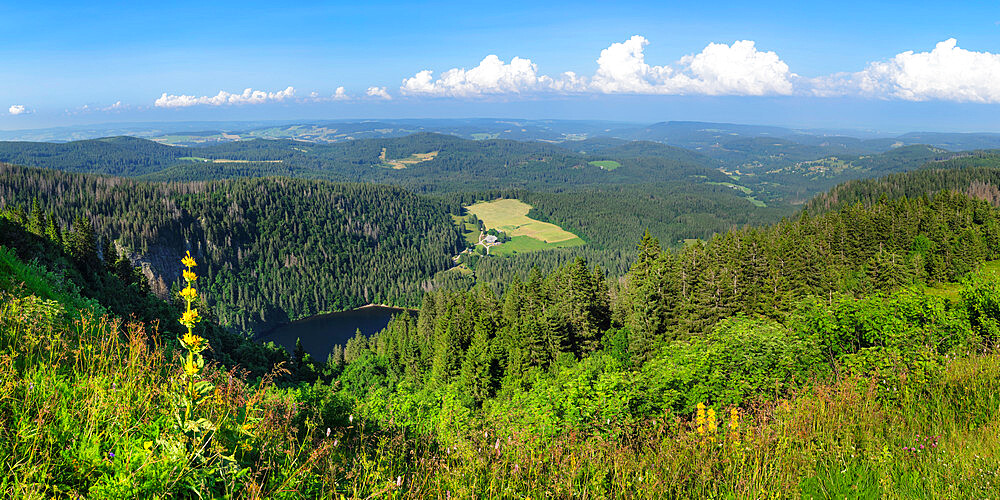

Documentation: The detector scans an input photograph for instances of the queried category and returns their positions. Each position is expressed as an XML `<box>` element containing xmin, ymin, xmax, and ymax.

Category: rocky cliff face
<box><xmin>118</xmin><ymin>241</ymin><xmax>188</xmax><ymax>300</ymax></box>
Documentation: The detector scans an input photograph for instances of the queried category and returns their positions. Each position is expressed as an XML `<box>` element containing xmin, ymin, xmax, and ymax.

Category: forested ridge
<box><xmin>0</xmin><ymin>163</ymin><xmax>462</xmax><ymax>333</ymax></box>
<box><xmin>807</xmin><ymin>154</ymin><xmax>1000</xmax><ymax>213</ymax></box>
<box><xmin>0</xmin><ymin>132</ymin><xmax>729</xmax><ymax>192</ymax></box>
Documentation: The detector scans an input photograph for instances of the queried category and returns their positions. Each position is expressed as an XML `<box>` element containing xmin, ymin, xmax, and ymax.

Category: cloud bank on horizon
<box><xmin>154</xmin><ymin>86</ymin><xmax>297</xmax><ymax>108</ymax></box>
<box><xmin>143</xmin><ymin>36</ymin><xmax>1000</xmax><ymax>109</ymax></box>
<box><xmin>401</xmin><ymin>36</ymin><xmax>795</xmax><ymax>97</ymax></box>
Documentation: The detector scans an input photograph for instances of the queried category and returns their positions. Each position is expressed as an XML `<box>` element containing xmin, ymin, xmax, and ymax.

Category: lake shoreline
<box><xmin>254</xmin><ymin>303</ymin><xmax>417</xmax><ymax>340</ymax></box>
<box><xmin>254</xmin><ymin>304</ymin><xmax>418</xmax><ymax>358</ymax></box>
<box><xmin>356</xmin><ymin>303</ymin><xmax>418</xmax><ymax>312</ymax></box>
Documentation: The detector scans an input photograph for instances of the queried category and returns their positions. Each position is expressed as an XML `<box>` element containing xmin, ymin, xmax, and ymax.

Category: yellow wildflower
<box><xmin>179</xmin><ymin>286</ymin><xmax>197</xmax><ymax>301</ymax></box>
<box><xmin>183</xmin><ymin>357</ymin><xmax>199</xmax><ymax>376</ymax></box>
<box><xmin>143</xmin><ymin>440</ymin><xmax>153</xmax><ymax>452</ymax></box>
<box><xmin>707</xmin><ymin>408</ymin><xmax>717</xmax><ymax>433</ymax></box>
<box><xmin>181</xmin><ymin>331</ymin><xmax>205</xmax><ymax>350</ymax></box>
<box><xmin>183</xmin><ymin>269</ymin><xmax>197</xmax><ymax>282</ymax></box>
<box><xmin>181</xmin><ymin>251</ymin><xmax>197</xmax><ymax>269</ymax></box>
<box><xmin>180</xmin><ymin>308</ymin><xmax>200</xmax><ymax>326</ymax></box>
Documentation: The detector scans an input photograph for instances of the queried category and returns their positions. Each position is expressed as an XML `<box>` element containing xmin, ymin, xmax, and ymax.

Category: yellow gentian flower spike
<box><xmin>180</xmin><ymin>309</ymin><xmax>200</xmax><ymax>326</ymax></box>
<box><xmin>181</xmin><ymin>251</ymin><xmax>197</xmax><ymax>269</ymax></box>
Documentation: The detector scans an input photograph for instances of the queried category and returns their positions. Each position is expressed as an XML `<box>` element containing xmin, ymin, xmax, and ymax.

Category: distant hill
<box><xmin>0</xmin><ymin>136</ymin><xmax>183</xmax><ymax>176</ymax></box>
<box><xmin>0</xmin><ymin>132</ymin><xmax>731</xmax><ymax>193</ymax></box>
<box><xmin>2</xmin><ymin>126</ymin><xmax>997</xmax><ymax>211</ymax></box>
<box><xmin>805</xmin><ymin>152</ymin><xmax>1000</xmax><ymax>214</ymax></box>
<box><xmin>895</xmin><ymin>132</ymin><xmax>1000</xmax><ymax>151</ymax></box>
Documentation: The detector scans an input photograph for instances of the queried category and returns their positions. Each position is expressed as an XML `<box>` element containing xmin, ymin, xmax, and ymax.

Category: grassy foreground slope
<box><xmin>3</xmin><ymin>237</ymin><xmax>1000</xmax><ymax>497</ymax></box>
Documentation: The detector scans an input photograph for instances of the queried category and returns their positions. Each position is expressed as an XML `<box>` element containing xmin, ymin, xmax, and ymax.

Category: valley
<box><xmin>4</xmin><ymin>120</ymin><xmax>1000</xmax><ymax>498</ymax></box>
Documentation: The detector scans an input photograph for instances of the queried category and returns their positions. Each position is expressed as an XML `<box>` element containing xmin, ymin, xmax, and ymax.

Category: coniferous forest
<box><xmin>3</xmin><ymin>130</ymin><xmax>1000</xmax><ymax>497</ymax></box>
<box><xmin>0</xmin><ymin>163</ymin><xmax>463</xmax><ymax>332</ymax></box>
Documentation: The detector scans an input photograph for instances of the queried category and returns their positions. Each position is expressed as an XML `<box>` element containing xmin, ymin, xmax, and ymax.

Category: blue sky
<box><xmin>3</xmin><ymin>0</ymin><xmax>1000</xmax><ymax>131</ymax></box>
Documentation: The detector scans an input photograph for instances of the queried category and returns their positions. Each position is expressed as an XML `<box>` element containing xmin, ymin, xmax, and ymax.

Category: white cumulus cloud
<box><xmin>590</xmin><ymin>35</ymin><xmax>675</xmax><ymax>93</ymax></box>
<box><xmin>855</xmin><ymin>39</ymin><xmax>1000</xmax><ymax>103</ymax></box>
<box><xmin>401</xmin><ymin>54</ymin><xmax>565</xmax><ymax>97</ymax></box>
<box><xmin>366</xmin><ymin>86</ymin><xmax>392</xmax><ymax>100</ymax></box>
<box><xmin>398</xmin><ymin>36</ymin><xmax>794</xmax><ymax>98</ymax></box>
<box><xmin>306</xmin><ymin>87</ymin><xmax>351</xmax><ymax>102</ymax></box>
<box><xmin>8</xmin><ymin>104</ymin><xmax>28</xmax><ymax>115</ymax></box>
<box><xmin>154</xmin><ymin>86</ymin><xmax>295</xmax><ymax>108</ymax></box>
<box><xmin>590</xmin><ymin>36</ymin><xmax>794</xmax><ymax>95</ymax></box>
<box><xmin>66</xmin><ymin>101</ymin><xmax>132</xmax><ymax>115</ymax></box>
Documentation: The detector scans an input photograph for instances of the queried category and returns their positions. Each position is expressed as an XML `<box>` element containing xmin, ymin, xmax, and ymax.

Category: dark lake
<box><xmin>256</xmin><ymin>305</ymin><xmax>415</xmax><ymax>360</ymax></box>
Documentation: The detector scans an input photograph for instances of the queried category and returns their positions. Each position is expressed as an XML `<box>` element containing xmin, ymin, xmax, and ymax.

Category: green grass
<box><xmin>588</xmin><ymin>160</ymin><xmax>621</xmax><ymax>171</ymax></box>
<box><xmin>707</xmin><ymin>181</ymin><xmax>752</xmax><ymax>195</ymax></box>
<box><xmin>924</xmin><ymin>260</ymin><xmax>1000</xmax><ymax>301</ymax></box>
<box><xmin>0</xmin><ymin>246</ymin><xmax>100</xmax><ymax>313</ymax></box>
<box><xmin>490</xmin><ymin>235</ymin><xmax>585</xmax><ymax>256</ymax></box>
<box><xmin>462</xmin><ymin>223</ymin><xmax>479</xmax><ymax>246</ymax></box>
<box><xmin>178</xmin><ymin>156</ymin><xmax>212</xmax><ymax>162</ymax></box>
<box><xmin>470</xmin><ymin>133</ymin><xmax>499</xmax><ymax>140</ymax></box>
<box><xmin>706</xmin><ymin>182</ymin><xmax>766</xmax><ymax>206</ymax></box>
<box><xmin>451</xmin><ymin>215</ymin><xmax>481</xmax><ymax>246</ymax></box>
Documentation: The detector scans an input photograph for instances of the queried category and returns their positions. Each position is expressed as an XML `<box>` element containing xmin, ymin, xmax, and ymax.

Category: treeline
<box><xmin>0</xmin><ymin>164</ymin><xmax>463</xmax><ymax>333</ymax></box>
<box><xmin>332</xmin><ymin>258</ymin><xmax>611</xmax><ymax>403</ymax></box>
<box><xmin>0</xmin><ymin>136</ymin><xmax>183</xmax><ymax>176</ymax></box>
<box><xmin>522</xmin><ymin>183</ymin><xmax>789</xmax><ymax>250</ymax></box>
<box><xmin>151</xmin><ymin>133</ymin><xmax>733</xmax><ymax>194</ymax></box>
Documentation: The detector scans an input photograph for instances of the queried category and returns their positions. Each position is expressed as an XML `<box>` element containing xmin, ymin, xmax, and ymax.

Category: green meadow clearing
<box><xmin>707</xmin><ymin>181</ymin><xmax>767</xmax><ymax>207</ymax></box>
<box><xmin>378</xmin><ymin>148</ymin><xmax>438</xmax><ymax>169</ymax></box>
<box><xmin>490</xmin><ymin>234</ymin><xmax>585</xmax><ymax>255</ymax></box>
<box><xmin>588</xmin><ymin>160</ymin><xmax>621</xmax><ymax>170</ymax></box>
<box><xmin>464</xmin><ymin>199</ymin><xmax>585</xmax><ymax>253</ymax></box>
<box><xmin>179</xmin><ymin>156</ymin><xmax>283</xmax><ymax>164</ymax></box>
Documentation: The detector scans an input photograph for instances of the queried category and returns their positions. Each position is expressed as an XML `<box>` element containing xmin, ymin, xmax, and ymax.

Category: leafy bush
<box><xmin>639</xmin><ymin>316</ymin><xmax>824</xmax><ymax>415</ymax></box>
<box><xmin>961</xmin><ymin>271</ymin><xmax>1000</xmax><ymax>348</ymax></box>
